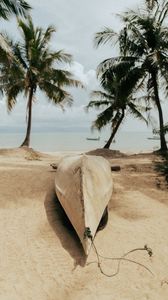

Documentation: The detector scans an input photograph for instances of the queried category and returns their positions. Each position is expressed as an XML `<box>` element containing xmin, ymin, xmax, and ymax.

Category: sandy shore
<box><xmin>0</xmin><ymin>147</ymin><xmax>168</xmax><ymax>300</ymax></box>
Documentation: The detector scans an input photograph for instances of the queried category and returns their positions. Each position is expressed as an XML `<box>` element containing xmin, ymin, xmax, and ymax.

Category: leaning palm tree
<box><xmin>0</xmin><ymin>17</ymin><xmax>82</xmax><ymax>147</ymax></box>
<box><xmin>95</xmin><ymin>0</ymin><xmax>168</xmax><ymax>151</ymax></box>
<box><xmin>87</xmin><ymin>59</ymin><xmax>149</xmax><ymax>148</ymax></box>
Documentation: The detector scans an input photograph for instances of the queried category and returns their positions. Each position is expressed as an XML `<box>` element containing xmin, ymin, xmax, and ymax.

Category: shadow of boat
<box><xmin>44</xmin><ymin>188</ymin><xmax>87</xmax><ymax>268</ymax></box>
<box><xmin>44</xmin><ymin>187</ymin><xmax>109</xmax><ymax>266</ymax></box>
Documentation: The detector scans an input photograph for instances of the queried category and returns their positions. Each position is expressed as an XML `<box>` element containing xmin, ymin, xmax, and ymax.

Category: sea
<box><xmin>0</xmin><ymin>130</ymin><xmax>164</xmax><ymax>153</ymax></box>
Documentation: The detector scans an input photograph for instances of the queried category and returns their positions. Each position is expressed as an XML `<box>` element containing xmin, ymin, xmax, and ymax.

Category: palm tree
<box><xmin>94</xmin><ymin>0</ymin><xmax>168</xmax><ymax>151</ymax></box>
<box><xmin>0</xmin><ymin>0</ymin><xmax>31</xmax><ymax>20</ymax></box>
<box><xmin>87</xmin><ymin>59</ymin><xmax>149</xmax><ymax>148</ymax></box>
<box><xmin>0</xmin><ymin>17</ymin><xmax>82</xmax><ymax>147</ymax></box>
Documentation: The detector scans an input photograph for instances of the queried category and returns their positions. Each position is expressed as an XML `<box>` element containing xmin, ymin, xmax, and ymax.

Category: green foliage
<box><xmin>0</xmin><ymin>0</ymin><xmax>31</xmax><ymax>20</ymax></box>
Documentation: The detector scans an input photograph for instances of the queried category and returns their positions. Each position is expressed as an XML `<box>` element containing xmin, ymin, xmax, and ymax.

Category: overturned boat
<box><xmin>55</xmin><ymin>154</ymin><xmax>113</xmax><ymax>255</ymax></box>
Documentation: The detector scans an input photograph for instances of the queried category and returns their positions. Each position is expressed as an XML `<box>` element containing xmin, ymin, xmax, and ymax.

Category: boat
<box><xmin>147</xmin><ymin>136</ymin><xmax>160</xmax><ymax>140</ymax></box>
<box><xmin>86</xmin><ymin>137</ymin><xmax>100</xmax><ymax>141</ymax></box>
<box><xmin>147</xmin><ymin>136</ymin><xmax>168</xmax><ymax>142</ymax></box>
<box><xmin>104</xmin><ymin>139</ymin><xmax>116</xmax><ymax>143</ymax></box>
<box><xmin>55</xmin><ymin>154</ymin><xmax>113</xmax><ymax>255</ymax></box>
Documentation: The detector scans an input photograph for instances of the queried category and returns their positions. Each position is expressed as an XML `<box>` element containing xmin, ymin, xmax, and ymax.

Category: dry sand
<box><xmin>0</xmin><ymin>147</ymin><xmax>168</xmax><ymax>300</ymax></box>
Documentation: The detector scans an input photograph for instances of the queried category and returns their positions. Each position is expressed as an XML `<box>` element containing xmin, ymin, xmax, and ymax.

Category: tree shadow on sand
<box><xmin>44</xmin><ymin>188</ymin><xmax>87</xmax><ymax>268</ymax></box>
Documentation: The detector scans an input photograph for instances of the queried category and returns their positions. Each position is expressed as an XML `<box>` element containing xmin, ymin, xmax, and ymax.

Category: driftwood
<box><xmin>111</xmin><ymin>165</ymin><xmax>121</xmax><ymax>171</ymax></box>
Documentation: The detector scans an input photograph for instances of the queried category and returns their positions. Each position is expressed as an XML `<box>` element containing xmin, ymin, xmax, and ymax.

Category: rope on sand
<box><xmin>85</xmin><ymin>227</ymin><xmax>153</xmax><ymax>278</ymax></box>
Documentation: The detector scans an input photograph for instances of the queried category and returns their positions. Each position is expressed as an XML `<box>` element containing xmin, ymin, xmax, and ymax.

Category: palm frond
<box><xmin>39</xmin><ymin>69</ymin><xmax>83</xmax><ymax>89</ymax></box>
<box><xmin>90</xmin><ymin>90</ymin><xmax>114</xmax><ymax>101</ymax></box>
<box><xmin>97</xmin><ymin>56</ymin><xmax>136</xmax><ymax>77</ymax></box>
<box><xmin>128</xmin><ymin>102</ymin><xmax>148</xmax><ymax>124</ymax></box>
<box><xmin>157</xmin><ymin>0</ymin><xmax>168</xmax><ymax>24</ymax></box>
<box><xmin>6</xmin><ymin>81</ymin><xmax>24</xmax><ymax>112</ymax></box>
<box><xmin>92</xmin><ymin>106</ymin><xmax>114</xmax><ymax>130</ymax></box>
<box><xmin>13</xmin><ymin>42</ymin><xmax>28</xmax><ymax>69</ymax></box>
<box><xmin>0</xmin><ymin>33</ymin><xmax>13</xmax><ymax>56</ymax></box>
<box><xmin>38</xmin><ymin>80</ymin><xmax>73</xmax><ymax>106</ymax></box>
<box><xmin>86</xmin><ymin>100</ymin><xmax>112</xmax><ymax>111</ymax></box>
<box><xmin>0</xmin><ymin>0</ymin><xmax>31</xmax><ymax>20</ymax></box>
<box><xmin>52</xmin><ymin>50</ymin><xmax>72</xmax><ymax>64</ymax></box>
<box><xmin>94</xmin><ymin>27</ymin><xmax>117</xmax><ymax>48</ymax></box>
<box><xmin>40</xmin><ymin>26</ymin><xmax>56</xmax><ymax>48</ymax></box>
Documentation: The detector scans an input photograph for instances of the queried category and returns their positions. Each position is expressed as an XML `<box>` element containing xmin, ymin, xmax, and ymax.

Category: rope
<box><xmin>85</xmin><ymin>228</ymin><xmax>153</xmax><ymax>277</ymax></box>
<box><xmin>91</xmin><ymin>241</ymin><xmax>154</xmax><ymax>277</ymax></box>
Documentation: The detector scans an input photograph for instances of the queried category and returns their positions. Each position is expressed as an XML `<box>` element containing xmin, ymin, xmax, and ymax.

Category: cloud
<box><xmin>66</xmin><ymin>61</ymin><xmax>98</xmax><ymax>88</ymax></box>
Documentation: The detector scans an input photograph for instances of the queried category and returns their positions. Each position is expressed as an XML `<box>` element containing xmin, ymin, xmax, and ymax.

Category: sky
<box><xmin>0</xmin><ymin>0</ymin><xmax>168</xmax><ymax>134</ymax></box>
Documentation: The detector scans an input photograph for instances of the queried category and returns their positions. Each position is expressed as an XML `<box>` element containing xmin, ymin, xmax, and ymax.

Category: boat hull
<box><xmin>55</xmin><ymin>155</ymin><xmax>113</xmax><ymax>255</ymax></box>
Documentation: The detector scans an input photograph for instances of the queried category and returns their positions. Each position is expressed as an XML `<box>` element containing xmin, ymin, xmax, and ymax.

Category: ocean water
<box><xmin>0</xmin><ymin>130</ymin><xmax>164</xmax><ymax>153</ymax></box>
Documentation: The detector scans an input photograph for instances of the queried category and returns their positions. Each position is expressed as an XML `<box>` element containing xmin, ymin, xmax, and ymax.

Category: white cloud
<box><xmin>66</xmin><ymin>61</ymin><xmax>98</xmax><ymax>88</ymax></box>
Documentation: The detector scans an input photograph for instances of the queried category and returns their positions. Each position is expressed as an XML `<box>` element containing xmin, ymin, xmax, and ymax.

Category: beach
<box><xmin>0</xmin><ymin>147</ymin><xmax>168</xmax><ymax>300</ymax></box>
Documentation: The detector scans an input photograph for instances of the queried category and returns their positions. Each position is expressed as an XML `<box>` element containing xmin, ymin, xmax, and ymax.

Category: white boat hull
<box><xmin>55</xmin><ymin>155</ymin><xmax>113</xmax><ymax>255</ymax></box>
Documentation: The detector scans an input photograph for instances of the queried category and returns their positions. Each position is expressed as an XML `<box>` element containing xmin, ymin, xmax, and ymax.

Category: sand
<box><xmin>0</xmin><ymin>147</ymin><xmax>168</xmax><ymax>300</ymax></box>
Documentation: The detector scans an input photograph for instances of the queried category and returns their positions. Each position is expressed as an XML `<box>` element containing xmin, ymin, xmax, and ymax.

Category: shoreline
<box><xmin>0</xmin><ymin>144</ymin><xmax>158</xmax><ymax>153</ymax></box>
<box><xmin>0</xmin><ymin>130</ymin><xmax>163</xmax><ymax>154</ymax></box>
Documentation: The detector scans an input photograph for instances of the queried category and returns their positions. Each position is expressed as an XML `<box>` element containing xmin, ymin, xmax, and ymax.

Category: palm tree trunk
<box><xmin>20</xmin><ymin>87</ymin><xmax>34</xmax><ymax>147</ymax></box>
<box><xmin>104</xmin><ymin>110</ymin><xmax>125</xmax><ymax>149</ymax></box>
<box><xmin>151</xmin><ymin>71</ymin><xmax>167</xmax><ymax>151</ymax></box>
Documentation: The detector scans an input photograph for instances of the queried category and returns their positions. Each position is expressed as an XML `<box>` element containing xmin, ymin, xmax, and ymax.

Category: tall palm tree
<box><xmin>0</xmin><ymin>17</ymin><xmax>82</xmax><ymax>147</ymax></box>
<box><xmin>0</xmin><ymin>0</ymin><xmax>31</xmax><ymax>20</ymax></box>
<box><xmin>87</xmin><ymin>59</ymin><xmax>149</xmax><ymax>148</ymax></box>
<box><xmin>95</xmin><ymin>0</ymin><xmax>168</xmax><ymax>151</ymax></box>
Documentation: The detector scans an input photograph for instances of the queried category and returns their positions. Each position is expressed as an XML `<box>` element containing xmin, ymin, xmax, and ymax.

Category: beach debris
<box><xmin>111</xmin><ymin>165</ymin><xmax>121</xmax><ymax>171</ymax></box>
<box><xmin>50</xmin><ymin>163</ymin><xmax>57</xmax><ymax>170</ymax></box>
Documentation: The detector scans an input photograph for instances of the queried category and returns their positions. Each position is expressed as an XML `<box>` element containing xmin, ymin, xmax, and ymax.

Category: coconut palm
<box><xmin>0</xmin><ymin>17</ymin><xmax>82</xmax><ymax>147</ymax></box>
<box><xmin>87</xmin><ymin>59</ymin><xmax>149</xmax><ymax>148</ymax></box>
<box><xmin>94</xmin><ymin>0</ymin><xmax>168</xmax><ymax>151</ymax></box>
<box><xmin>0</xmin><ymin>0</ymin><xmax>31</xmax><ymax>20</ymax></box>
